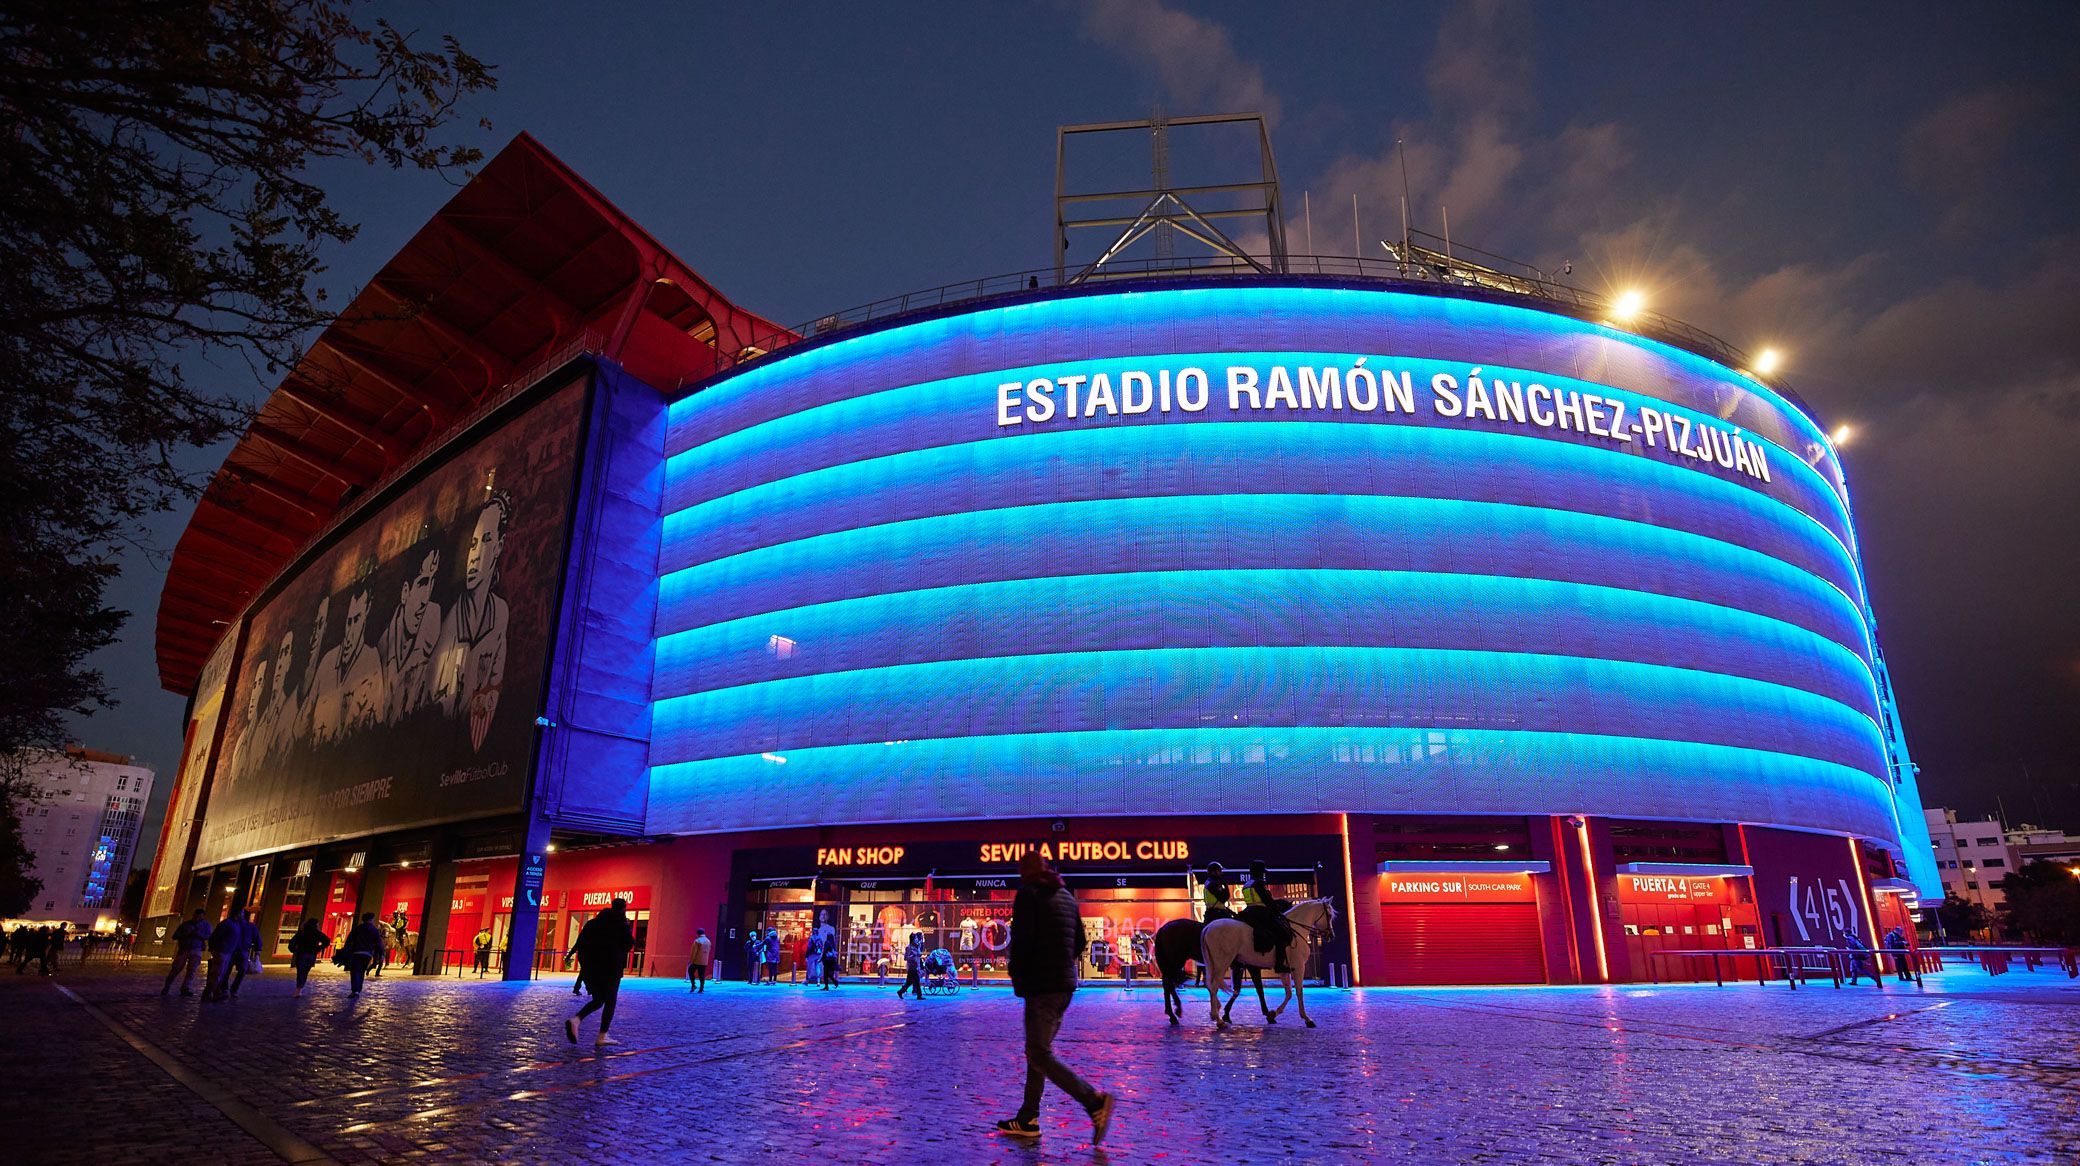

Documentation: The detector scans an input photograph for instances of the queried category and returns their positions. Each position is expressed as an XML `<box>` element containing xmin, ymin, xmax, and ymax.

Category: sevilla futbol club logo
<box><xmin>468</xmin><ymin>675</ymin><xmax>501</xmax><ymax>750</ymax></box>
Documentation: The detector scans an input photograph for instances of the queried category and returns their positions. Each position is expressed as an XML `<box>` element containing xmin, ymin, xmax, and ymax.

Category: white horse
<box><xmin>1200</xmin><ymin>897</ymin><xmax>1337</xmax><ymax>1028</ymax></box>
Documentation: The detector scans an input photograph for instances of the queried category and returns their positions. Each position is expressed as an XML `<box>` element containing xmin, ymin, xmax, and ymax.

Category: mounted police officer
<box><xmin>1200</xmin><ymin>862</ymin><xmax>1236</xmax><ymax>921</ymax></box>
<box><xmin>1234</xmin><ymin>860</ymin><xmax>1293</xmax><ymax>974</ymax></box>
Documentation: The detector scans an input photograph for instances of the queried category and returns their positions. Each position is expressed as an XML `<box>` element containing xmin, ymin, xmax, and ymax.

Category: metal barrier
<box><xmin>1647</xmin><ymin>944</ymin><xmax>2080</xmax><ymax>989</ymax></box>
<box><xmin>1917</xmin><ymin>945</ymin><xmax>2079</xmax><ymax>977</ymax></box>
<box><xmin>72</xmin><ymin>941</ymin><xmax>137</xmax><ymax>967</ymax></box>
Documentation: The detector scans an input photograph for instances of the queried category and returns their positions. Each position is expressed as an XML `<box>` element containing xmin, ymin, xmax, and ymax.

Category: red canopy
<box><xmin>156</xmin><ymin>133</ymin><xmax>791</xmax><ymax>694</ymax></box>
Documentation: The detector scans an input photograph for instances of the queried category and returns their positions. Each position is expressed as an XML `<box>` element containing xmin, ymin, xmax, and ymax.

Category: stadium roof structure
<box><xmin>156</xmin><ymin>133</ymin><xmax>791</xmax><ymax>695</ymax></box>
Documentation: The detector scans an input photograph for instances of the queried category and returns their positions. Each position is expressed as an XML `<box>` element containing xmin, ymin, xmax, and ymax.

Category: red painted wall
<box><xmin>1745</xmin><ymin>826</ymin><xmax>1874</xmax><ymax>948</ymax></box>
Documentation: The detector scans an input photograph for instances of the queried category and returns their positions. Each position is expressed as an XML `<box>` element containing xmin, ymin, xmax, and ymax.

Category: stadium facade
<box><xmin>144</xmin><ymin>135</ymin><xmax>1940</xmax><ymax>986</ymax></box>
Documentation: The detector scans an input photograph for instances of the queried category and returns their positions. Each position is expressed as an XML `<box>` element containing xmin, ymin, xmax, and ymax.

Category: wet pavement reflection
<box><xmin>6</xmin><ymin>964</ymin><xmax>2078</xmax><ymax>1163</ymax></box>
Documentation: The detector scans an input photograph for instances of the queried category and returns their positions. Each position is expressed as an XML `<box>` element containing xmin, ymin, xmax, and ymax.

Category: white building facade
<box><xmin>10</xmin><ymin>749</ymin><xmax>156</xmax><ymax>932</ymax></box>
<box><xmin>1923</xmin><ymin>807</ymin><xmax>2018</xmax><ymax>911</ymax></box>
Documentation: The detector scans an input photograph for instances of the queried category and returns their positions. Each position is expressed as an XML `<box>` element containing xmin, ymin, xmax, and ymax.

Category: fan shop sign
<box><xmin>1617</xmin><ymin>875</ymin><xmax>1730</xmax><ymax>905</ymax></box>
<box><xmin>814</xmin><ymin>838</ymin><xmax>1192</xmax><ymax>870</ymax></box>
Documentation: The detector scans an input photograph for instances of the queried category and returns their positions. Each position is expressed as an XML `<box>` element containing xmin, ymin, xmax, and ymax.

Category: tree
<box><xmin>0</xmin><ymin>796</ymin><xmax>41</xmax><ymax>918</ymax></box>
<box><xmin>120</xmin><ymin>866</ymin><xmax>150</xmax><ymax>926</ymax></box>
<box><xmin>1933</xmin><ymin>896</ymin><xmax>1991</xmax><ymax>942</ymax></box>
<box><xmin>1998</xmin><ymin>862</ymin><xmax>2080</xmax><ymax>945</ymax></box>
<box><xmin>0</xmin><ymin>1</ymin><xmax>494</xmax><ymax>886</ymax></box>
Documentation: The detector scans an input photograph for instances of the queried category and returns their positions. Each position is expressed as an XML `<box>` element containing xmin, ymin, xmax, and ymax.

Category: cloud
<box><xmin>1424</xmin><ymin>0</ymin><xmax>1534</xmax><ymax>118</ymax></box>
<box><xmin>1903</xmin><ymin>84</ymin><xmax>2048</xmax><ymax>196</ymax></box>
<box><xmin>1076</xmin><ymin>0</ymin><xmax>1281</xmax><ymax>123</ymax></box>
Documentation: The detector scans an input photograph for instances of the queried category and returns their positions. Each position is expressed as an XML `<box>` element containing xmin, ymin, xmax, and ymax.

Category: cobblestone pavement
<box><xmin>3</xmin><ymin>962</ymin><xmax>2077</xmax><ymax>1164</ymax></box>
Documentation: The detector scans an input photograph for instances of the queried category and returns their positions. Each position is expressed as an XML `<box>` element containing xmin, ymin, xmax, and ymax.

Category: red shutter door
<box><xmin>1376</xmin><ymin>903</ymin><xmax>1547</xmax><ymax>985</ymax></box>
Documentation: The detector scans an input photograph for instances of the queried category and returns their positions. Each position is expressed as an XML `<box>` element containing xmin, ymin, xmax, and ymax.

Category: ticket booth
<box><xmin>323</xmin><ymin>869</ymin><xmax>362</xmax><ymax>947</ymax></box>
<box><xmin>1375</xmin><ymin>862</ymin><xmax>1549</xmax><ymax>985</ymax></box>
<box><xmin>379</xmin><ymin>865</ymin><xmax>429</xmax><ymax>968</ymax></box>
<box><xmin>1613</xmin><ymin>862</ymin><xmax>1759</xmax><ymax>981</ymax></box>
<box><xmin>444</xmin><ymin>888</ymin><xmax>489</xmax><ymax>962</ymax></box>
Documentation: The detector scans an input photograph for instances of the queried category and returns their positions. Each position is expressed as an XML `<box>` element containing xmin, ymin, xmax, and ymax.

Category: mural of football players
<box><xmin>311</xmin><ymin>581</ymin><xmax>384</xmax><ymax>740</ymax></box>
<box><xmin>253</xmin><ymin>628</ymin><xmax>300</xmax><ymax>758</ymax></box>
<box><xmin>219</xmin><ymin>654</ymin><xmax>271</xmax><ymax>795</ymax></box>
<box><xmin>377</xmin><ymin>528</ymin><xmax>444</xmax><ymax>724</ymax></box>
<box><xmin>433</xmin><ymin>489</ymin><xmax>512</xmax><ymax>750</ymax></box>
<box><xmin>297</xmin><ymin>595</ymin><xmax>329</xmax><ymax>741</ymax></box>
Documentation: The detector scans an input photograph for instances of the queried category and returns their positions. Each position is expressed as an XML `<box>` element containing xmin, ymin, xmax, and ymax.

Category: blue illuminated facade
<box><xmin>649</xmin><ymin>282</ymin><xmax>1937</xmax><ymax>894</ymax></box>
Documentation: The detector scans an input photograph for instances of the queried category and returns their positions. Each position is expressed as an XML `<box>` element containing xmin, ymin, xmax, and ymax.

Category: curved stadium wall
<box><xmin>647</xmin><ymin>282</ymin><xmax>1909</xmax><ymax>856</ymax></box>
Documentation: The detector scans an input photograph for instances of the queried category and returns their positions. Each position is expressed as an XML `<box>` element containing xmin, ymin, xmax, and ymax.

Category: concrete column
<box><xmin>1529</xmin><ymin>816</ymin><xmax>1582</xmax><ymax>984</ymax></box>
<box><xmin>1551</xmin><ymin>816</ymin><xmax>1610</xmax><ymax>983</ymax></box>
<box><xmin>414</xmin><ymin>834</ymin><xmax>465</xmax><ymax>976</ymax></box>
<box><xmin>252</xmin><ymin>859</ymin><xmax>295</xmax><ymax>957</ymax></box>
<box><xmin>1341</xmin><ymin>815</ymin><xmax>1386</xmax><ymax>987</ymax></box>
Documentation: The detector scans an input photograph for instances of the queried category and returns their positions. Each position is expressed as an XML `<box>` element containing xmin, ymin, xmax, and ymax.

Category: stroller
<box><xmin>921</xmin><ymin>947</ymin><xmax>961</xmax><ymax>995</ymax></box>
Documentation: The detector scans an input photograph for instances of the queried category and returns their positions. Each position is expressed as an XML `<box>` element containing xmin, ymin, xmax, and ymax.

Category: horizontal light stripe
<box><xmin>658</xmin><ymin>493</ymin><xmax>1874</xmax><ymax>665</ymax></box>
<box><xmin>650</xmin><ymin>645</ymin><xmax>1887</xmax><ymax>776</ymax></box>
<box><xmin>646</xmin><ymin>724</ymin><xmax>1900</xmax><ymax>843</ymax></box>
<box><xmin>666</xmin><ymin>352</ymin><xmax>1854</xmax><ymax>567</ymax></box>
<box><xmin>662</xmin><ymin>419</ymin><xmax>1860</xmax><ymax>602</ymax></box>
<box><xmin>654</xmin><ymin>569</ymin><xmax>1880</xmax><ymax>722</ymax></box>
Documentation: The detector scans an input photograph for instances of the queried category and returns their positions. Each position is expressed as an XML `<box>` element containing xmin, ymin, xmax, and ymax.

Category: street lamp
<box><xmin>1754</xmin><ymin>348</ymin><xmax>1782</xmax><ymax>375</ymax></box>
<box><xmin>1609</xmin><ymin>289</ymin><xmax>1645</xmax><ymax>322</ymax></box>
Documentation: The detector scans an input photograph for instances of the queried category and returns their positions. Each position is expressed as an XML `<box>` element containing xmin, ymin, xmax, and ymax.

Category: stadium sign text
<box><xmin>994</xmin><ymin>360</ymin><xmax>1774</xmax><ymax>483</ymax></box>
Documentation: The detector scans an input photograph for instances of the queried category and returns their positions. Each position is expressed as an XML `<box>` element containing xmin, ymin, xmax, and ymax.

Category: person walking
<box><xmin>161</xmin><ymin>909</ymin><xmax>211</xmax><ymax>996</ymax></box>
<box><xmin>897</xmin><ymin>931</ymin><xmax>927</xmax><ymax>1000</ymax></box>
<box><xmin>472</xmin><ymin>926</ymin><xmax>494</xmax><ymax>977</ymax></box>
<box><xmin>569</xmin><ymin>919</ymin><xmax>594</xmax><ymax>997</ymax></box>
<box><xmin>372</xmin><ymin>915</ymin><xmax>395</xmax><ymax>979</ymax></box>
<box><xmin>225</xmin><ymin>911</ymin><xmax>261</xmax><ymax>998</ymax></box>
<box><xmin>1883</xmin><ymin>924</ymin><xmax>1913</xmax><ymax>982</ymax></box>
<box><xmin>803</xmin><ymin>927</ymin><xmax>823</xmax><ymax>988</ymax></box>
<box><xmin>14</xmin><ymin>926</ymin><xmax>45</xmax><ymax>975</ymax></box>
<box><xmin>39</xmin><ymin>924</ymin><xmax>67</xmax><ymax>976</ymax></box>
<box><xmin>201</xmin><ymin>910</ymin><xmax>246</xmax><ymax>1002</ymax></box>
<box><xmin>286</xmin><ymin>919</ymin><xmax>330</xmax><ymax>996</ymax></box>
<box><xmin>1843</xmin><ymin>931</ymin><xmax>1880</xmax><ymax>986</ymax></box>
<box><xmin>341</xmin><ymin>912</ymin><xmax>385</xmax><ymax>996</ymax></box>
<box><xmin>764</xmin><ymin>928</ymin><xmax>781</xmax><ymax>985</ymax></box>
<box><xmin>814</xmin><ymin>910</ymin><xmax>841</xmax><ymax>990</ymax></box>
<box><xmin>688</xmin><ymin>928</ymin><xmax>712</xmax><ymax>993</ymax></box>
<box><xmin>995</xmin><ymin>851</ymin><xmax>1113</xmax><ymax>1143</ymax></box>
<box><xmin>565</xmin><ymin>898</ymin><xmax>635</xmax><ymax>1047</ymax></box>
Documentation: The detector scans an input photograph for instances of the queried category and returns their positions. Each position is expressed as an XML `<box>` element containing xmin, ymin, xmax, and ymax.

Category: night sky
<box><xmin>75</xmin><ymin>3</ymin><xmax>2080</xmax><ymax>858</ymax></box>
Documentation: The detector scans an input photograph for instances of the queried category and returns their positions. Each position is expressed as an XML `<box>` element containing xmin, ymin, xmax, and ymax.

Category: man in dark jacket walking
<box><xmin>342</xmin><ymin>912</ymin><xmax>386</xmax><ymax>996</ymax></box>
<box><xmin>996</xmin><ymin>851</ymin><xmax>1113</xmax><ymax>1143</ymax></box>
<box><xmin>161</xmin><ymin>909</ymin><xmax>211</xmax><ymax>996</ymax></box>
<box><xmin>202</xmin><ymin>909</ymin><xmax>248</xmax><ymax>1002</ymax></box>
<box><xmin>565</xmin><ymin>898</ymin><xmax>635</xmax><ymax>1047</ymax></box>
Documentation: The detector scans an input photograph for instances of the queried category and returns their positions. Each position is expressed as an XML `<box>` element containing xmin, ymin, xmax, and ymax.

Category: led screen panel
<box><xmin>192</xmin><ymin>379</ymin><xmax>586</xmax><ymax>867</ymax></box>
<box><xmin>650</xmin><ymin>286</ymin><xmax>1916</xmax><ymax>854</ymax></box>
